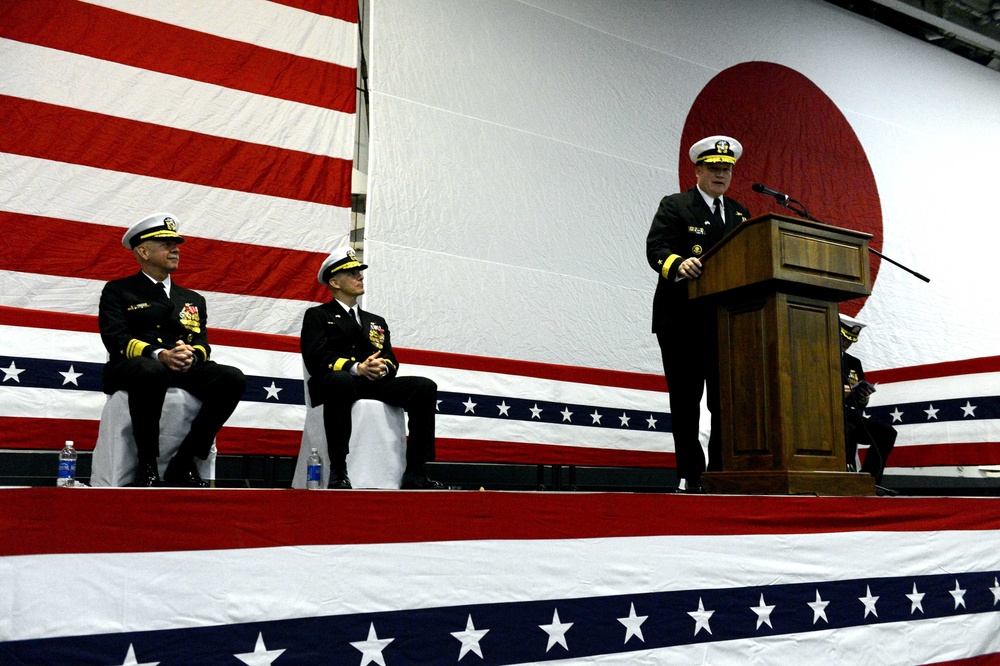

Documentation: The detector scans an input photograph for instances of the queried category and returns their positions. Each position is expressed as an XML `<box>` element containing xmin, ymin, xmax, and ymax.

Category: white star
<box><xmin>751</xmin><ymin>593</ymin><xmax>775</xmax><ymax>629</ymax></box>
<box><xmin>808</xmin><ymin>590</ymin><xmax>829</xmax><ymax>624</ymax></box>
<box><xmin>617</xmin><ymin>602</ymin><xmax>647</xmax><ymax>644</ymax></box>
<box><xmin>990</xmin><ymin>577</ymin><xmax>1000</xmax><ymax>605</ymax></box>
<box><xmin>961</xmin><ymin>401</ymin><xmax>977</xmax><ymax>417</ymax></box>
<box><xmin>463</xmin><ymin>397</ymin><xmax>477</xmax><ymax>414</ymax></box>
<box><xmin>436</xmin><ymin>399</ymin><xmax>441</xmax><ymax>411</ymax></box>
<box><xmin>114</xmin><ymin>644</ymin><xmax>159</xmax><ymax>666</ymax></box>
<box><xmin>906</xmin><ymin>583</ymin><xmax>925</xmax><ymax>614</ymax></box>
<box><xmin>2</xmin><ymin>361</ymin><xmax>25</xmax><ymax>383</ymax></box>
<box><xmin>619</xmin><ymin>412</ymin><xmax>630</xmax><ymax>427</ymax></box>
<box><xmin>687</xmin><ymin>597</ymin><xmax>714</xmax><ymax>635</ymax></box>
<box><xmin>860</xmin><ymin>585</ymin><xmax>879</xmax><ymax>618</ymax></box>
<box><xmin>924</xmin><ymin>404</ymin><xmax>939</xmax><ymax>420</ymax></box>
<box><xmin>350</xmin><ymin>623</ymin><xmax>394</xmax><ymax>666</ymax></box>
<box><xmin>451</xmin><ymin>614</ymin><xmax>489</xmax><ymax>660</ymax></box>
<box><xmin>890</xmin><ymin>407</ymin><xmax>904</xmax><ymax>423</ymax></box>
<box><xmin>646</xmin><ymin>414</ymin><xmax>657</xmax><ymax>429</ymax></box>
<box><xmin>950</xmin><ymin>580</ymin><xmax>967</xmax><ymax>609</ymax></box>
<box><xmin>263</xmin><ymin>381</ymin><xmax>282</xmax><ymax>400</ymax></box>
<box><xmin>59</xmin><ymin>364</ymin><xmax>83</xmax><ymax>386</ymax></box>
<box><xmin>497</xmin><ymin>401</ymin><xmax>510</xmax><ymax>416</ymax></box>
<box><xmin>561</xmin><ymin>407</ymin><xmax>573</xmax><ymax>422</ymax></box>
<box><xmin>529</xmin><ymin>404</ymin><xmax>543</xmax><ymax>419</ymax></box>
<box><xmin>539</xmin><ymin>608</ymin><xmax>573</xmax><ymax>652</ymax></box>
<box><xmin>234</xmin><ymin>632</ymin><xmax>285</xmax><ymax>665</ymax></box>
<box><xmin>590</xmin><ymin>410</ymin><xmax>603</xmax><ymax>425</ymax></box>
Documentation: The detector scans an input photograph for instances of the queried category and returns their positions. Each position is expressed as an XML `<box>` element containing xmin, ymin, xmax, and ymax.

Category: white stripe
<box><xmin>0</xmin><ymin>271</ymin><xmax>317</xmax><ymax>337</ymax></box>
<box><xmin>3</xmin><ymin>528</ymin><xmax>997</xmax><ymax>641</ymax></box>
<box><xmin>0</xmin><ymin>325</ymin><xmax>107</xmax><ymax>362</ymax></box>
<box><xmin>0</xmin><ymin>153</ymin><xmax>351</xmax><ymax>251</ymax></box>
<box><xmin>893</xmin><ymin>419</ymin><xmax>1000</xmax><ymax>446</ymax></box>
<box><xmin>405</xmin><ymin>364</ymin><xmax>669</xmax><ymax>411</ymax></box>
<box><xmin>227</xmin><ymin>401</ymin><xmax>304</xmax><ymax>431</ymax></box>
<box><xmin>80</xmin><ymin>0</ymin><xmax>358</xmax><ymax>67</ymax></box>
<box><xmin>872</xmin><ymin>371</ymin><xmax>1000</xmax><ymax>403</ymax></box>
<box><xmin>0</xmin><ymin>386</ymin><xmax>108</xmax><ymax>420</ymax></box>
<box><xmin>438</xmin><ymin>415</ymin><xmax>671</xmax><ymax>453</ymax></box>
<box><xmin>0</xmin><ymin>39</ymin><xmax>355</xmax><ymax>160</ymax></box>
<box><xmin>0</xmin><ymin>386</ymin><xmax>304</xmax><ymax>432</ymax></box>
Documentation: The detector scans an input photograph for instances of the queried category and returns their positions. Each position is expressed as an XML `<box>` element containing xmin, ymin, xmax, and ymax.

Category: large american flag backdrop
<box><xmin>0</xmin><ymin>0</ymin><xmax>357</xmax><ymax>457</ymax></box>
<box><xmin>1</xmin><ymin>488</ymin><xmax>999</xmax><ymax>664</ymax></box>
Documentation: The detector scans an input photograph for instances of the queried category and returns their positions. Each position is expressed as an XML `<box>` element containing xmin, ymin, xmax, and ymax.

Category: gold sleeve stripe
<box><xmin>125</xmin><ymin>339</ymin><xmax>149</xmax><ymax>359</ymax></box>
<box><xmin>661</xmin><ymin>254</ymin><xmax>682</xmax><ymax>279</ymax></box>
<box><xmin>193</xmin><ymin>345</ymin><xmax>209</xmax><ymax>361</ymax></box>
<box><xmin>385</xmin><ymin>360</ymin><xmax>397</xmax><ymax>370</ymax></box>
<box><xmin>332</xmin><ymin>358</ymin><xmax>351</xmax><ymax>372</ymax></box>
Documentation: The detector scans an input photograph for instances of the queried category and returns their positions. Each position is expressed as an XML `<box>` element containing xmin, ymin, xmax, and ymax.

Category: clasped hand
<box><xmin>160</xmin><ymin>340</ymin><xmax>195</xmax><ymax>373</ymax></box>
<box><xmin>357</xmin><ymin>351</ymin><xmax>387</xmax><ymax>381</ymax></box>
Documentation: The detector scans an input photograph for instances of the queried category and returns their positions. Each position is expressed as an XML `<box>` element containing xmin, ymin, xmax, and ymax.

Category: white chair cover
<box><xmin>91</xmin><ymin>389</ymin><xmax>217</xmax><ymax>487</ymax></box>
<box><xmin>291</xmin><ymin>399</ymin><xmax>406</xmax><ymax>489</ymax></box>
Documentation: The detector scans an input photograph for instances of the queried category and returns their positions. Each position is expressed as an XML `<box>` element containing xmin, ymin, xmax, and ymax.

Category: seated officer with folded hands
<box><xmin>98</xmin><ymin>213</ymin><xmax>246</xmax><ymax>487</ymax></box>
<box><xmin>300</xmin><ymin>247</ymin><xmax>444</xmax><ymax>490</ymax></box>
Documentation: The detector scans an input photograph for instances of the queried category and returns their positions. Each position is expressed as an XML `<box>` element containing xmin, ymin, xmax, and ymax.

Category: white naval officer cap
<box><xmin>122</xmin><ymin>212</ymin><xmax>185</xmax><ymax>249</ymax></box>
<box><xmin>688</xmin><ymin>135</ymin><xmax>743</xmax><ymax>165</ymax></box>
<box><xmin>317</xmin><ymin>246</ymin><xmax>368</xmax><ymax>285</ymax></box>
<box><xmin>839</xmin><ymin>313</ymin><xmax>867</xmax><ymax>343</ymax></box>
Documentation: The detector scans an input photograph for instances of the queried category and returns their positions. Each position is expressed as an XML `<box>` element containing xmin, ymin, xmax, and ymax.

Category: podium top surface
<box><xmin>689</xmin><ymin>213</ymin><xmax>873</xmax><ymax>302</ymax></box>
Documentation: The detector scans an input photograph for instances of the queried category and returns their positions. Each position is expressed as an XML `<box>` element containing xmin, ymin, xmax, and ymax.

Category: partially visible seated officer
<box><xmin>840</xmin><ymin>314</ymin><xmax>896</xmax><ymax>493</ymax></box>
<box><xmin>98</xmin><ymin>213</ymin><xmax>246</xmax><ymax>487</ymax></box>
<box><xmin>300</xmin><ymin>247</ymin><xmax>444</xmax><ymax>490</ymax></box>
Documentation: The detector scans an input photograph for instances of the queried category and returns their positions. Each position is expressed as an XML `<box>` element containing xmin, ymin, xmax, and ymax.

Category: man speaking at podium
<box><xmin>646</xmin><ymin>136</ymin><xmax>751</xmax><ymax>493</ymax></box>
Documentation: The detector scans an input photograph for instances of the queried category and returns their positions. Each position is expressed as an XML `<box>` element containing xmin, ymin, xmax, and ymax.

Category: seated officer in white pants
<box><xmin>300</xmin><ymin>247</ymin><xmax>444</xmax><ymax>489</ymax></box>
<box><xmin>98</xmin><ymin>213</ymin><xmax>246</xmax><ymax>487</ymax></box>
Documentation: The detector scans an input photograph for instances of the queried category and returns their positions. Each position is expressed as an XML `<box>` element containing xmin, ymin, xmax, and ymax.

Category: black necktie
<box><xmin>156</xmin><ymin>282</ymin><xmax>167</xmax><ymax>299</ymax></box>
<box><xmin>348</xmin><ymin>307</ymin><xmax>359</xmax><ymax>326</ymax></box>
<box><xmin>712</xmin><ymin>198</ymin><xmax>724</xmax><ymax>225</ymax></box>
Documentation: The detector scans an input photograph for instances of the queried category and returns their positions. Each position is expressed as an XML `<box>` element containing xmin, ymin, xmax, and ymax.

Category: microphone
<box><xmin>751</xmin><ymin>182</ymin><xmax>790</xmax><ymax>203</ymax></box>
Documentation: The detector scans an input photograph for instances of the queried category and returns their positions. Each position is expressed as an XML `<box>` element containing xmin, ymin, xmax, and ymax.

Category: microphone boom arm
<box><xmin>762</xmin><ymin>190</ymin><xmax>930</xmax><ymax>283</ymax></box>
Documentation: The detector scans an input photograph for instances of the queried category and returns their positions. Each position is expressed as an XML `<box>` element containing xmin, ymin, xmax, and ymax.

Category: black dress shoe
<box><xmin>875</xmin><ymin>485</ymin><xmax>898</xmax><ymax>497</ymax></box>
<box><xmin>327</xmin><ymin>472</ymin><xmax>352</xmax><ymax>489</ymax></box>
<box><xmin>163</xmin><ymin>459</ymin><xmax>210</xmax><ymax>488</ymax></box>
<box><xmin>132</xmin><ymin>461</ymin><xmax>162</xmax><ymax>487</ymax></box>
<box><xmin>401</xmin><ymin>472</ymin><xmax>447</xmax><ymax>490</ymax></box>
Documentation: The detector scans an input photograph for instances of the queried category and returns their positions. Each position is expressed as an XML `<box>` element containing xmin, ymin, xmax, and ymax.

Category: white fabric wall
<box><xmin>366</xmin><ymin>0</ymin><xmax>1000</xmax><ymax>374</ymax></box>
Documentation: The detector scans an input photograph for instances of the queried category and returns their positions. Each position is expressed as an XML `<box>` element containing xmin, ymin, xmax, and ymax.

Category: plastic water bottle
<box><xmin>57</xmin><ymin>440</ymin><xmax>77</xmax><ymax>487</ymax></box>
<box><xmin>306</xmin><ymin>448</ymin><xmax>322</xmax><ymax>490</ymax></box>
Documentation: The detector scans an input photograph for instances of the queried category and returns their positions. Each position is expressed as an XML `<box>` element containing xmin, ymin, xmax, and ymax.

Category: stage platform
<box><xmin>2</xmin><ymin>487</ymin><xmax>999</xmax><ymax>665</ymax></box>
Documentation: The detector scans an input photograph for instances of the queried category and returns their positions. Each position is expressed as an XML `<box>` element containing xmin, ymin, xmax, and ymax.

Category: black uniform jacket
<box><xmin>98</xmin><ymin>271</ymin><xmax>211</xmax><ymax>374</ymax></box>
<box><xmin>842</xmin><ymin>351</ymin><xmax>868</xmax><ymax>418</ymax></box>
<box><xmin>300</xmin><ymin>300</ymin><xmax>399</xmax><ymax>381</ymax></box>
<box><xmin>646</xmin><ymin>187</ymin><xmax>750</xmax><ymax>334</ymax></box>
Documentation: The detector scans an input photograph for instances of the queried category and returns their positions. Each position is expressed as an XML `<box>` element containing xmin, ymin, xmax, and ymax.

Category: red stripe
<box><xmin>0</xmin><ymin>0</ymin><xmax>355</xmax><ymax>112</ymax></box>
<box><xmin>0</xmin><ymin>418</ymin><xmax>99</xmax><ymax>451</ymax></box>
<box><xmin>0</xmin><ymin>419</ymin><xmax>302</xmax><ymax>456</ymax></box>
<box><xmin>397</xmin><ymin>348</ymin><xmax>667</xmax><ymax>391</ymax></box>
<box><xmin>3</xmin><ymin>488</ymin><xmax>1000</xmax><ymax>556</ymax></box>
<box><xmin>267</xmin><ymin>0</ymin><xmax>358</xmax><ymax>22</ymax></box>
<box><xmin>1</xmin><ymin>212</ymin><xmax>331</xmax><ymax>303</ymax></box>
<box><xmin>927</xmin><ymin>654</ymin><xmax>1000</xmax><ymax>666</ymax></box>
<box><xmin>868</xmin><ymin>356</ymin><xmax>1000</xmax><ymax>383</ymax></box>
<box><xmin>0</xmin><ymin>307</ymin><xmax>98</xmax><ymax>334</ymax></box>
<box><xmin>436</xmin><ymin>438</ymin><xmax>674</xmax><ymax>467</ymax></box>
<box><xmin>881</xmin><ymin>441</ymin><xmax>1000</xmax><ymax>468</ymax></box>
<box><xmin>0</xmin><ymin>96</ymin><xmax>352</xmax><ymax>207</ymax></box>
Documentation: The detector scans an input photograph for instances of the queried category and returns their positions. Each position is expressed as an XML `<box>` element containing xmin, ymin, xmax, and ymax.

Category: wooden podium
<box><xmin>688</xmin><ymin>214</ymin><xmax>875</xmax><ymax>496</ymax></box>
